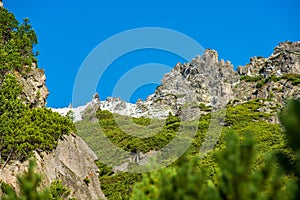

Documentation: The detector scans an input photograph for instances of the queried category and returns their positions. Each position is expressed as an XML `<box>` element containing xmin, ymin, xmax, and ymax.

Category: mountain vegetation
<box><xmin>74</xmin><ymin>99</ymin><xmax>300</xmax><ymax>200</ymax></box>
<box><xmin>0</xmin><ymin>7</ymin><xmax>75</xmax><ymax>167</ymax></box>
<box><xmin>0</xmin><ymin>7</ymin><xmax>37</xmax><ymax>74</ymax></box>
<box><xmin>0</xmin><ymin>7</ymin><xmax>75</xmax><ymax>199</ymax></box>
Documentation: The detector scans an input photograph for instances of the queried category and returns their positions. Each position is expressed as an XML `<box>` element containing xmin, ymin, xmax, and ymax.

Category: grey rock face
<box><xmin>0</xmin><ymin>134</ymin><xmax>106</xmax><ymax>200</ymax></box>
<box><xmin>40</xmin><ymin>134</ymin><xmax>106</xmax><ymax>200</ymax></box>
<box><xmin>81</xmin><ymin>93</ymin><xmax>101</xmax><ymax>121</ymax></box>
<box><xmin>144</xmin><ymin>41</ymin><xmax>300</xmax><ymax>117</ymax></box>
<box><xmin>138</xmin><ymin>49</ymin><xmax>239</xmax><ymax>118</ymax></box>
<box><xmin>77</xmin><ymin>49</ymin><xmax>239</xmax><ymax>120</ymax></box>
<box><xmin>235</xmin><ymin>41</ymin><xmax>300</xmax><ymax>105</ymax></box>
<box><xmin>238</xmin><ymin>41</ymin><xmax>300</xmax><ymax>77</ymax></box>
<box><xmin>16</xmin><ymin>66</ymin><xmax>49</xmax><ymax>108</ymax></box>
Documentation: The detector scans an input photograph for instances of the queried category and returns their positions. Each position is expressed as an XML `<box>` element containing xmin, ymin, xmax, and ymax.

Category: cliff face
<box><xmin>38</xmin><ymin>134</ymin><xmax>106</xmax><ymax>200</ymax></box>
<box><xmin>0</xmin><ymin>134</ymin><xmax>106</xmax><ymax>200</ymax></box>
<box><xmin>15</xmin><ymin>64</ymin><xmax>49</xmax><ymax>107</ymax></box>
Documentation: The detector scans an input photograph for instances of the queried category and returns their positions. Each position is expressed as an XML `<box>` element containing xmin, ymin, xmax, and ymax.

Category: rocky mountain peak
<box><xmin>53</xmin><ymin>41</ymin><xmax>300</xmax><ymax>122</ymax></box>
<box><xmin>146</xmin><ymin>41</ymin><xmax>300</xmax><ymax>117</ymax></box>
<box><xmin>137</xmin><ymin>42</ymin><xmax>298</xmax><ymax>118</ymax></box>
<box><xmin>135</xmin><ymin>47</ymin><xmax>238</xmax><ymax>118</ymax></box>
<box><xmin>202</xmin><ymin>49</ymin><xmax>219</xmax><ymax>64</ymax></box>
<box><xmin>91</xmin><ymin>92</ymin><xmax>101</xmax><ymax>105</ymax></box>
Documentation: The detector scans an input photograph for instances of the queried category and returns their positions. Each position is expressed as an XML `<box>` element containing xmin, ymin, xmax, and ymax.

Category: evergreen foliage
<box><xmin>95</xmin><ymin>110</ymin><xmax>179</xmax><ymax>153</ymax></box>
<box><xmin>0</xmin><ymin>74</ymin><xmax>75</xmax><ymax>164</ymax></box>
<box><xmin>240</xmin><ymin>75</ymin><xmax>263</xmax><ymax>82</ymax></box>
<box><xmin>0</xmin><ymin>8</ymin><xmax>75</xmax><ymax>167</ymax></box>
<box><xmin>0</xmin><ymin>7</ymin><xmax>37</xmax><ymax>74</ymax></box>
<box><xmin>77</xmin><ymin>100</ymin><xmax>297</xmax><ymax>199</ymax></box>
<box><xmin>99</xmin><ymin>172</ymin><xmax>142</xmax><ymax>200</ymax></box>
<box><xmin>131</xmin><ymin>99</ymin><xmax>300</xmax><ymax>199</ymax></box>
<box><xmin>131</xmin><ymin>133</ymin><xmax>293</xmax><ymax>200</ymax></box>
<box><xmin>241</xmin><ymin>73</ymin><xmax>300</xmax><ymax>88</ymax></box>
<box><xmin>279</xmin><ymin>99</ymin><xmax>300</xmax><ymax>199</ymax></box>
<box><xmin>49</xmin><ymin>180</ymin><xmax>71</xmax><ymax>200</ymax></box>
<box><xmin>282</xmin><ymin>74</ymin><xmax>300</xmax><ymax>85</ymax></box>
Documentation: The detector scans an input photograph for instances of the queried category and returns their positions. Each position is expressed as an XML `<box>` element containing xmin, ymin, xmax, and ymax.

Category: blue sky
<box><xmin>4</xmin><ymin>0</ymin><xmax>300</xmax><ymax>107</ymax></box>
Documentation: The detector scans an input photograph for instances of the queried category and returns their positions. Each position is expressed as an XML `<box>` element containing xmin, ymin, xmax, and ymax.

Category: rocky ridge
<box><xmin>234</xmin><ymin>41</ymin><xmax>300</xmax><ymax>104</ymax></box>
<box><xmin>139</xmin><ymin>41</ymin><xmax>300</xmax><ymax>118</ymax></box>
<box><xmin>58</xmin><ymin>41</ymin><xmax>300</xmax><ymax>121</ymax></box>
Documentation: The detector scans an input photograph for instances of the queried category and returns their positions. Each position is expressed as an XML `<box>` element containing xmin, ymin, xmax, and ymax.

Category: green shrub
<box><xmin>0</xmin><ymin>181</ymin><xmax>15</xmax><ymax>196</ymax></box>
<box><xmin>268</xmin><ymin>74</ymin><xmax>282</xmax><ymax>82</ymax></box>
<box><xmin>282</xmin><ymin>74</ymin><xmax>300</xmax><ymax>85</ymax></box>
<box><xmin>0</xmin><ymin>8</ymin><xmax>75</xmax><ymax>165</ymax></box>
<box><xmin>240</xmin><ymin>75</ymin><xmax>263</xmax><ymax>82</ymax></box>
<box><xmin>83</xmin><ymin>177</ymin><xmax>90</xmax><ymax>186</ymax></box>
<box><xmin>0</xmin><ymin>7</ymin><xmax>38</xmax><ymax>74</ymax></box>
<box><xmin>132</xmin><ymin>134</ymin><xmax>290</xmax><ymax>200</ymax></box>
<box><xmin>49</xmin><ymin>180</ymin><xmax>71</xmax><ymax>200</ymax></box>
<box><xmin>99</xmin><ymin>172</ymin><xmax>142</xmax><ymax>200</ymax></box>
<box><xmin>256</xmin><ymin>81</ymin><xmax>264</xmax><ymax>88</ymax></box>
<box><xmin>95</xmin><ymin>161</ymin><xmax>113</xmax><ymax>178</ymax></box>
<box><xmin>199</xmin><ymin>103</ymin><xmax>212</xmax><ymax>111</ymax></box>
<box><xmin>132</xmin><ymin>117</ymin><xmax>151</xmax><ymax>126</ymax></box>
<box><xmin>0</xmin><ymin>74</ymin><xmax>75</xmax><ymax>164</ymax></box>
<box><xmin>93</xmin><ymin>110</ymin><xmax>178</xmax><ymax>153</ymax></box>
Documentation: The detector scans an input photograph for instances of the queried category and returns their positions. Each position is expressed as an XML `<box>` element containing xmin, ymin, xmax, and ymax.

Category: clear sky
<box><xmin>4</xmin><ymin>0</ymin><xmax>300</xmax><ymax>107</ymax></box>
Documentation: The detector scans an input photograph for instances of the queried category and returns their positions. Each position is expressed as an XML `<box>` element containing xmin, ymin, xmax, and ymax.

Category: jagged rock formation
<box><xmin>237</xmin><ymin>42</ymin><xmax>300</xmax><ymax>76</ymax></box>
<box><xmin>234</xmin><ymin>41</ymin><xmax>300</xmax><ymax>104</ymax></box>
<box><xmin>0</xmin><ymin>134</ymin><xmax>106</xmax><ymax>200</ymax></box>
<box><xmin>80</xmin><ymin>93</ymin><xmax>101</xmax><ymax>122</ymax></box>
<box><xmin>136</xmin><ymin>41</ymin><xmax>300</xmax><ymax>118</ymax></box>
<box><xmin>65</xmin><ymin>41</ymin><xmax>300</xmax><ymax>121</ymax></box>
<box><xmin>138</xmin><ymin>49</ymin><xmax>239</xmax><ymax>118</ymax></box>
<box><xmin>15</xmin><ymin>64</ymin><xmax>49</xmax><ymax>107</ymax></box>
